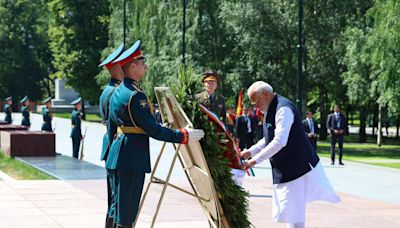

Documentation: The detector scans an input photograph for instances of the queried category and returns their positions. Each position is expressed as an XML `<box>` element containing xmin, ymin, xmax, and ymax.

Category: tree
<box><xmin>0</xmin><ymin>0</ymin><xmax>50</xmax><ymax>103</ymax></box>
<box><xmin>47</xmin><ymin>0</ymin><xmax>109</xmax><ymax>103</ymax></box>
<box><xmin>366</xmin><ymin>0</ymin><xmax>400</xmax><ymax>143</ymax></box>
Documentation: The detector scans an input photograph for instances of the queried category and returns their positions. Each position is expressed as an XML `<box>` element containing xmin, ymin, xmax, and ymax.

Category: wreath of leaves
<box><xmin>171</xmin><ymin>66</ymin><xmax>250</xmax><ymax>228</ymax></box>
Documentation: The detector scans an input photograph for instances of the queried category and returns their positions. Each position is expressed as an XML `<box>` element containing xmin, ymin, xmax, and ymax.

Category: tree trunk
<box><xmin>350</xmin><ymin>108</ymin><xmax>354</xmax><ymax>125</ymax></box>
<box><xmin>359</xmin><ymin>106</ymin><xmax>366</xmax><ymax>143</ymax></box>
<box><xmin>377</xmin><ymin>105</ymin><xmax>382</xmax><ymax>147</ymax></box>
<box><xmin>396</xmin><ymin>113</ymin><xmax>399</xmax><ymax>140</ymax></box>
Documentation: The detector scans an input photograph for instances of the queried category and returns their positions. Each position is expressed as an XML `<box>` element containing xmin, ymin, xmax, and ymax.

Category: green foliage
<box><xmin>0</xmin><ymin>152</ymin><xmax>55</xmax><ymax>180</ymax></box>
<box><xmin>171</xmin><ymin>66</ymin><xmax>250</xmax><ymax>228</ymax></box>
<box><xmin>365</xmin><ymin>0</ymin><xmax>400</xmax><ymax>114</ymax></box>
<box><xmin>47</xmin><ymin>0</ymin><xmax>109</xmax><ymax>103</ymax></box>
<box><xmin>317</xmin><ymin>137</ymin><xmax>400</xmax><ymax>169</ymax></box>
<box><xmin>0</xmin><ymin>0</ymin><xmax>51</xmax><ymax>101</ymax></box>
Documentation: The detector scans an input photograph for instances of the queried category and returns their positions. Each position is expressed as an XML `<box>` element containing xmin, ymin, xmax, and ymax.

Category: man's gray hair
<box><xmin>247</xmin><ymin>81</ymin><xmax>273</xmax><ymax>95</ymax></box>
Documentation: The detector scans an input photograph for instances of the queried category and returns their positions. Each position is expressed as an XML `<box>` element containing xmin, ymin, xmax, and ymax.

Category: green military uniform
<box><xmin>41</xmin><ymin>97</ymin><xmax>53</xmax><ymax>132</ymax></box>
<box><xmin>98</xmin><ymin>43</ymin><xmax>124</xmax><ymax>227</ymax></box>
<box><xmin>70</xmin><ymin>98</ymin><xmax>82</xmax><ymax>159</ymax></box>
<box><xmin>20</xmin><ymin>95</ymin><xmax>31</xmax><ymax>127</ymax></box>
<box><xmin>3</xmin><ymin>97</ymin><xmax>12</xmax><ymax>124</ymax></box>
<box><xmin>106</xmin><ymin>40</ymin><xmax>188</xmax><ymax>227</ymax></box>
<box><xmin>195</xmin><ymin>91</ymin><xmax>226</xmax><ymax>122</ymax></box>
<box><xmin>41</xmin><ymin>107</ymin><xmax>52</xmax><ymax>131</ymax></box>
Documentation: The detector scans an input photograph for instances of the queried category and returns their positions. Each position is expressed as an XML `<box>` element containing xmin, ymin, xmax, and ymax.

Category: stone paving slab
<box><xmin>16</xmin><ymin>156</ymin><xmax>106</xmax><ymax>180</ymax></box>
<box><xmin>0</xmin><ymin>174</ymin><xmax>400</xmax><ymax>227</ymax></box>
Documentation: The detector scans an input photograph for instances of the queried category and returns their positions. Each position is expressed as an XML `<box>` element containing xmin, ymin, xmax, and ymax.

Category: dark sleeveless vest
<box><xmin>264</xmin><ymin>94</ymin><xmax>319</xmax><ymax>184</ymax></box>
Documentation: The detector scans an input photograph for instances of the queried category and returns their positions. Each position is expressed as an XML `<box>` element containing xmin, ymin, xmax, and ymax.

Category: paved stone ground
<box><xmin>0</xmin><ymin>175</ymin><xmax>399</xmax><ymax>228</ymax></box>
<box><xmin>1</xmin><ymin>113</ymin><xmax>400</xmax><ymax>227</ymax></box>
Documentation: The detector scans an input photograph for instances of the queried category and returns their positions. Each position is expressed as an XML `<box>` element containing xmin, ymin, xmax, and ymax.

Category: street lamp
<box><xmin>123</xmin><ymin>0</ymin><xmax>126</xmax><ymax>46</ymax></box>
<box><xmin>182</xmin><ymin>0</ymin><xmax>187</xmax><ymax>65</ymax></box>
<box><xmin>296</xmin><ymin>0</ymin><xmax>303</xmax><ymax>113</ymax></box>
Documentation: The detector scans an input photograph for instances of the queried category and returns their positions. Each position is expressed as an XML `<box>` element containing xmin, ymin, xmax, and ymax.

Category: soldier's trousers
<box><xmin>113</xmin><ymin>170</ymin><xmax>145</xmax><ymax>226</ymax></box>
<box><xmin>107</xmin><ymin>169</ymin><xmax>116</xmax><ymax>217</ymax></box>
<box><xmin>72</xmin><ymin>138</ymin><xmax>81</xmax><ymax>159</ymax></box>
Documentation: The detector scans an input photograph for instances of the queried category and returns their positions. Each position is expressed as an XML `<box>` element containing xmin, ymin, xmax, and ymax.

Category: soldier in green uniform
<box><xmin>41</xmin><ymin>97</ymin><xmax>53</xmax><ymax>132</ymax></box>
<box><xmin>98</xmin><ymin>43</ymin><xmax>124</xmax><ymax>228</ymax></box>
<box><xmin>107</xmin><ymin>40</ymin><xmax>205</xmax><ymax>227</ymax></box>
<box><xmin>20</xmin><ymin>96</ymin><xmax>31</xmax><ymax>128</ymax></box>
<box><xmin>3</xmin><ymin>97</ymin><xmax>12</xmax><ymax>124</ymax></box>
<box><xmin>195</xmin><ymin>70</ymin><xmax>227</xmax><ymax>123</ymax></box>
<box><xmin>70</xmin><ymin>97</ymin><xmax>83</xmax><ymax>159</ymax></box>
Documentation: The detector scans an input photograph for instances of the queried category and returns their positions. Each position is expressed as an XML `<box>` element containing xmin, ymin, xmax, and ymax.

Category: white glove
<box><xmin>185</xmin><ymin>127</ymin><xmax>205</xmax><ymax>141</ymax></box>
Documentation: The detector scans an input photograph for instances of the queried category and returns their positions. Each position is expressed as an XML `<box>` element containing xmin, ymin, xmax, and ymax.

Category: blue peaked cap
<box><xmin>71</xmin><ymin>97</ymin><xmax>82</xmax><ymax>105</ymax></box>
<box><xmin>20</xmin><ymin>96</ymin><xmax>28</xmax><ymax>103</ymax></box>
<box><xmin>112</xmin><ymin>40</ymin><xmax>144</xmax><ymax>65</ymax></box>
<box><xmin>43</xmin><ymin>97</ymin><xmax>52</xmax><ymax>103</ymax></box>
<box><xmin>98</xmin><ymin>43</ymin><xmax>124</xmax><ymax>67</ymax></box>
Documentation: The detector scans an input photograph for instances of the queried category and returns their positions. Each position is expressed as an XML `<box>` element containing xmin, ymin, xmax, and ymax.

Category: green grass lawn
<box><xmin>53</xmin><ymin>112</ymin><xmax>102</xmax><ymax>123</ymax></box>
<box><xmin>0</xmin><ymin>152</ymin><xmax>55</xmax><ymax>180</ymax></box>
<box><xmin>317</xmin><ymin>134</ymin><xmax>400</xmax><ymax>169</ymax></box>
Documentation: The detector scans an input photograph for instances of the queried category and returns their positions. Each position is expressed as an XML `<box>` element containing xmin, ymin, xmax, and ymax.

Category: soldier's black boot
<box><xmin>105</xmin><ymin>217</ymin><xmax>114</xmax><ymax>228</ymax></box>
<box><xmin>116</xmin><ymin>224</ymin><xmax>131</xmax><ymax>228</ymax></box>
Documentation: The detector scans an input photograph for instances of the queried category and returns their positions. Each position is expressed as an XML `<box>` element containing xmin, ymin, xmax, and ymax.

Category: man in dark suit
<box><xmin>302</xmin><ymin>111</ymin><xmax>318</xmax><ymax>152</ymax></box>
<box><xmin>326</xmin><ymin>104</ymin><xmax>348</xmax><ymax>165</ymax></box>
<box><xmin>235</xmin><ymin>107</ymin><xmax>256</xmax><ymax>150</ymax></box>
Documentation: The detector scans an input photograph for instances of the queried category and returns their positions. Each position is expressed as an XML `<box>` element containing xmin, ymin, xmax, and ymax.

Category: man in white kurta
<box><xmin>241</xmin><ymin>81</ymin><xmax>340</xmax><ymax>228</ymax></box>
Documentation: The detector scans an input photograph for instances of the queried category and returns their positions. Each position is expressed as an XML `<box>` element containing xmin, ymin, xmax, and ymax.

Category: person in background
<box><xmin>195</xmin><ymin>70</ymin><xmax>226</xmax><ymax>123</ymax></box>
<box><xmin>326</xmin><ymin>104</ymin><xmax>347</xmax><ymax>165</ymax></box>
<box><xmin>302</xmin><ymin>111</ymin><xmax>318</xmax><ymax>152</ymax></box>
<box><xmin>41</xmin><ymin>97</ymin><xmax>53</xmax><ymax>132</ymax></box>
<box><xmin>70</xmin><ymin>97</ymin><xmax>83</xmax><ymax>159</ymax></box>
<box><xmin>235</xmin><ymin>107</ymin><xmax>256</xmax><ymax>150</ymax></box>
<box><xmin>20</xmin><ymin>96</ymin><xmax>31</xmax><ymax>128</ymax></box>
<box><xmin>3</xmin><ymin>96</ymin><xmax>12</xmax><ymax>124</ymax></box>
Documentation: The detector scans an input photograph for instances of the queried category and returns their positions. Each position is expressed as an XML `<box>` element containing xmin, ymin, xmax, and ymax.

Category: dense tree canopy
<box><xmin>0</xmin><ymin>0</ymin><xmax>399</xmax><ymax>140</ymax></box>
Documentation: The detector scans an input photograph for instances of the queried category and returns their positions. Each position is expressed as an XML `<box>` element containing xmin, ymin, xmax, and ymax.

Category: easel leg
<box><xmin>150</xmin><ymin>144</ymin><xmax>181</xmax><ymax>227</ymax></box>
<box><xmin>133</xmin><ymin>141</ymin><xmax>168</xmax><ymax>227</ymax></box>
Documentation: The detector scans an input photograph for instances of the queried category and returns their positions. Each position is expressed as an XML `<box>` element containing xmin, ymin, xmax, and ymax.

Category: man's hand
<box><xmin>242</xmin><ymin>159</ymin><xmax>256</xmax><ymax>170</ymax></box>
<box><xmin>240</xmin><ymin>150</ymin><xmax>252</xmax><ymax>160</ymax></box>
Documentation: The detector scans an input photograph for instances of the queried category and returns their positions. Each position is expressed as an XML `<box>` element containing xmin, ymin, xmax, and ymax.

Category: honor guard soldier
<box><xmin>98</xmin><ymin>43</ymin><xmax>124</xmax><ymax>228</ymax></box>
<box><xmin>195</xmin><ymin>70</ymin><xmax>227</xmax><ymax>122</ymax></box>
<box><xmin>41</xmin><ymin>97</ymin><xmax>53</xmax><ymax>132</ymax></box>
<box><xmin>106</xmin><ymin>40</ymin><xmax>205</xmax><ymax>227</ymax></box>
<box><xmin>70</xmin><ymin>97</ymin><xmax>83</xmax><ymax>159</ymax></box>
<box><xmin>20</xmin><ymin>96</ymin><xmax>31</xmax><ymax>128</ymax></box>
<box><xmin>4</xmin><ymin>97</ymin><xmax>12</xmax><ymax>124</ymax></box>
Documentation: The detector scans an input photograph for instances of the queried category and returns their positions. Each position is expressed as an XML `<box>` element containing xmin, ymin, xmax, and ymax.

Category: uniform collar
<box><xmin>124</xmin><ymin>78</ymin><xmax>142</xmax><ymax>91</ymax></box>
<box><xmin>110</xmin><ymin>78</ymin><xmax>122</xmax><ymax>86</ymax></box>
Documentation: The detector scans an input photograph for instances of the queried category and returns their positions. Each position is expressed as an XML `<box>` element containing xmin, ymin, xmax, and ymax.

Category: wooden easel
<box><xmin>133</xmin><ymin>141</ymin><xmax>222</xmax><ymax>228</ymax></box>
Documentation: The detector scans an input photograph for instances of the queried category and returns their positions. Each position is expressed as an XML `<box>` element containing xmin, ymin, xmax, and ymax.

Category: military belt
<box><xmin>117</xmin><ymin>126</ymin><xmax>147</xmax><ymax>135</ymax></box>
